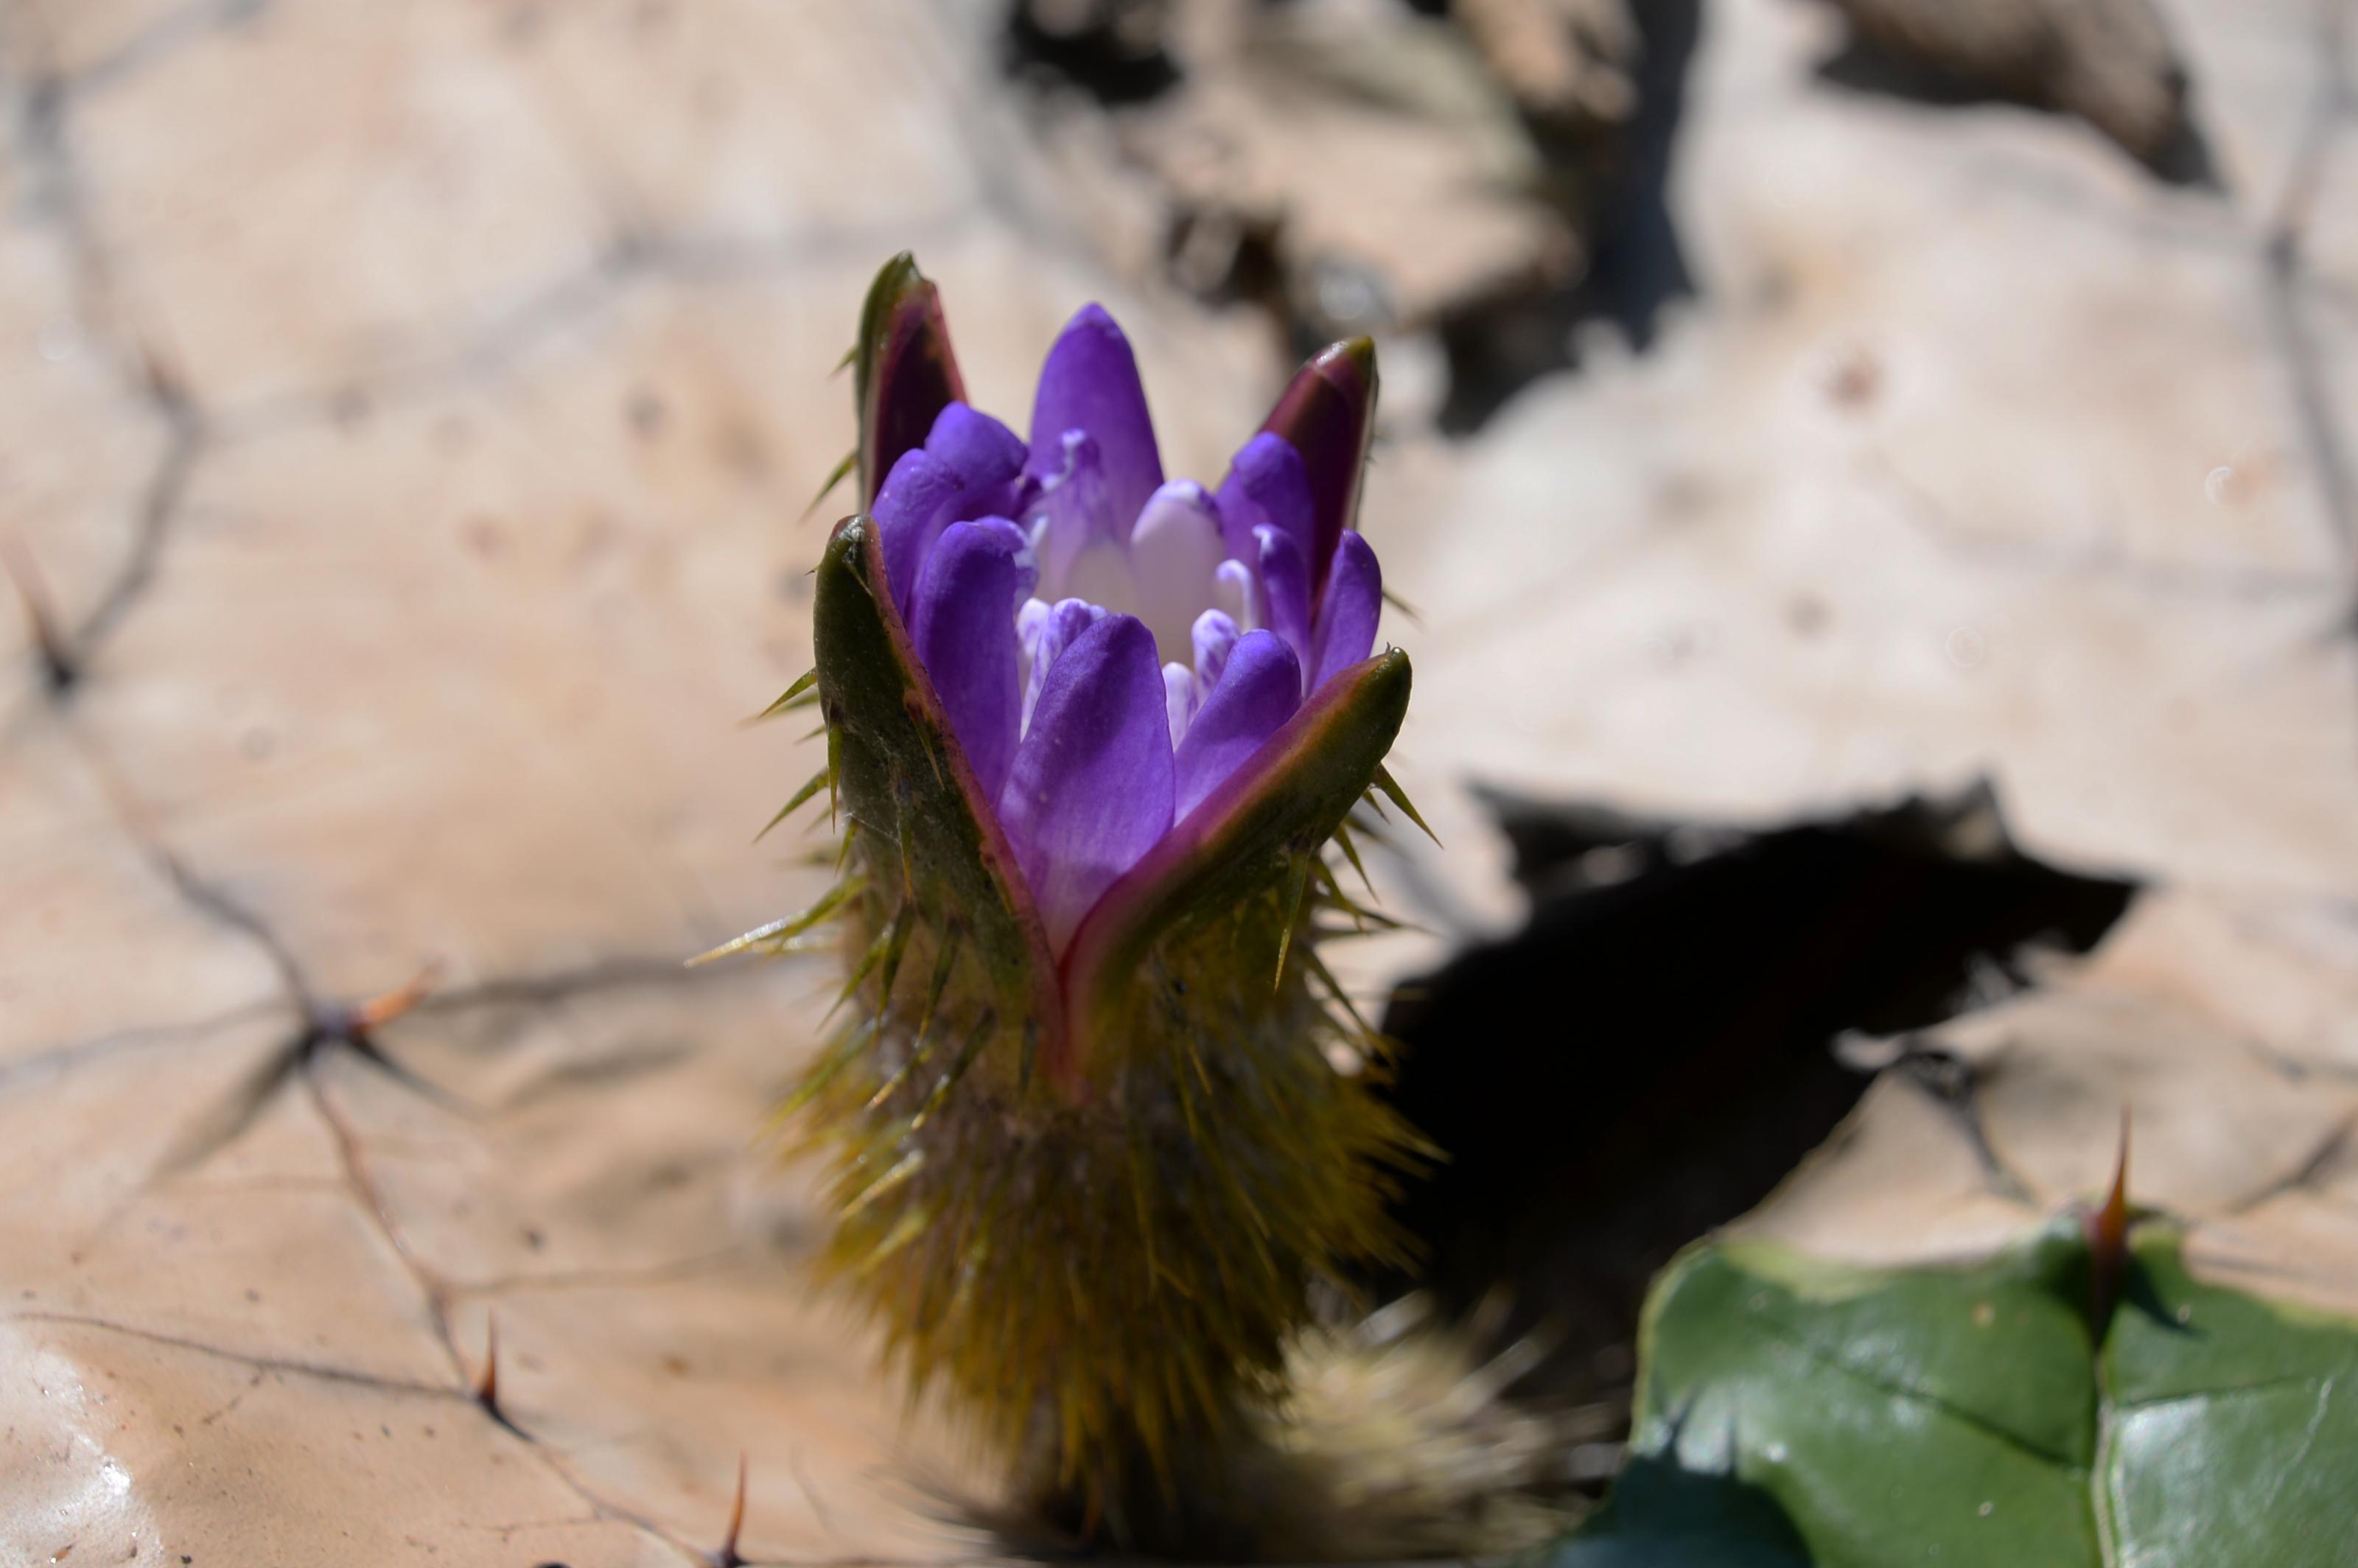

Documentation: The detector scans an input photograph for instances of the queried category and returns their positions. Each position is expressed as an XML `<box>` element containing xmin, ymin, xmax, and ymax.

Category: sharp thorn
<box><xmin>1371</xmin><ymin>764</ymin><xmax>1441</xmax><ymax>846</ymax></box>
<box><xmin>1273</xmin><ymin>858</ymin><xmax>1312</xmax><ymax>993</ymax></box>
<box><xmin>687</xmin><ymin>877</ymin><xmax>864</xmax><ymax>967</ymax></box>
<box><xmin>802</xmin><ymin>449</ymin><xmax>857</xmax><ymax>521</ymax></box>
<box><xmin>2</xmin><ymin>531</ymin><xmax>78</xmax><ymax>693</ymax></box>
<box><xmin>750</xmin><ymin>669</ymin><xmax>818</xmax><ymax>722</ymax></box>
<box><xmin>473</xmin><ymin>1313</ymin><xmax>520</xmax><ymax>1435</ymax></box>
<box><xmin>339</xmin><ymin>962</ymin><xmax>444</xmax><ymax>1035</ymax></box>
<box><xmin>1332</xmin><ymin>822</ymin><xmax>1379</xmax><ymax>901</ymax></box>
<box><xmin>827</xmin><ymin>724</ymin><xmax>841</xmax><ymax>833</ymax></box>
<box><xmin>2085</xmin><ymin>1106</ymin><xmax>2134</xmax><ymax>1336</ymax></box>
<box><xmin>711</xmin><ymin>1450</ymin><xmax>749</xmax><ymax>1568</ymax></box>
<box><xmin>757</xmin><ymin>766</ymin><xmax>832</xmax><ymax>842</ymax></box>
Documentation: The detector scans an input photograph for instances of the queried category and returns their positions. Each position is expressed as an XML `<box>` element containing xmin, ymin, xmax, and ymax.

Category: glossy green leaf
<box><xmin>1547</xmin><ymin>1219</ymin><xmax>2358</xmax><ymax>1567</ymax></box>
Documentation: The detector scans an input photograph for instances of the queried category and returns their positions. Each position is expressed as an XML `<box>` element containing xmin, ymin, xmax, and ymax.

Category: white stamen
<box><xmin>1162</xmin><ymin>662</ymin><xmax>1196</xmax><ymax>749</ymax></box>
<box><xmin>1214</xmin><ymin>558</ymin><xmax>1258</xmax><ymax>632</ymax></box>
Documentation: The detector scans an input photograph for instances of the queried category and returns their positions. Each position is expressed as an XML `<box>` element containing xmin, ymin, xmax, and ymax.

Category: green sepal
<box><xmin>853</xmin><ymin>253</ymin><xmax>965</xmax><ymax>507</ymax></box>
<box><xmin>811</xmin><ymin>514</ymin><xmax>1060</xmax><ymax>1056</ymax></box>
<box><xmin>1058</xmin><ymin>648</ymin><xmax>1412</xmax><ymax>1082</ymax></box>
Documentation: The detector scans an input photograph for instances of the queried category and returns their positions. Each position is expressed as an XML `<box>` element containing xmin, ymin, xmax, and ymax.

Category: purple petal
<box><xmin>931</xmin><ymin>402</ymin><xmax>1029</xmax><ymax>486</ymax></box>
<box><xmin>1215</xmin><ymin>432</ymin><xmax>1315</xmax><ymax>567</ymax></box>
<box><xmin>1309</xmin><ymin>530</ymin><xmax>1381</xmax><ymax>693</ymax></box>
<box><xmin>872</xmin><ymin>402</ymin><xmax>1025</xmax><ymax>619</ymax></box>
<box><xmin>1031</xmin><ymin>430</ymin><xmax>1115</xmax><ymax>598</ymax></box>
<box><xmin>1020</xmin><ymin>595</ymin><xmax>1107</xmax><ymax>735</ymax></box>
<box><xmin>1027</xmin><ymin>304</ymin><xmax>1164</xmax><ymax>531</ymax></box>
<box><xmin>1253</xmin><ymin>523</ymin><xmax>1313</xmax><ymax>679</ymax></box>
<box><xmin>999</xmin><ymin>615</ymin><xmax>1175</xmax><ymax>951</ymax></box>
<box><xmin>1191</xmin><ymin>609</ymin><xmax>1240</xmax><ymax>693</ymax></box>
<box><xmin>909</xmin><ymin>518</ymin><xmax>1035</xmax><ymax>801</ymax></box>
<box><xmin>1172</xmin><ymin>630</ymin><xmax>1301</xmax><ymax>822</ymax></box>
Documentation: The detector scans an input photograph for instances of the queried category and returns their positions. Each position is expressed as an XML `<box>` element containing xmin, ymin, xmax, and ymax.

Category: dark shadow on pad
<box><xmin>1813</xmin><ymin>13</ymin><xmax>2220</xmax><ymax>189</ymax></box>
<box><xmin>1434</xmin><ymin>0</ymin><xmax>1705</xmax><ymax>434</ymax></box>
<box><xmin>1374</xmin><ymin>781</ymin><xmax>2138</xmax><ymax>1419</ymax></box>
<box><xmin>1539</xmin><ymin>1450</ymin><xmax>1814</xmax><ymax>1568</ymax></box>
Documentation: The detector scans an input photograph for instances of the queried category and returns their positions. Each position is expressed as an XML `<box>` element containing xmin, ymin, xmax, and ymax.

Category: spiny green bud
<box><xmin>760</xmin><ymin>255</ymin><xmax>1436</xmax><ymax>1554</ymax></box>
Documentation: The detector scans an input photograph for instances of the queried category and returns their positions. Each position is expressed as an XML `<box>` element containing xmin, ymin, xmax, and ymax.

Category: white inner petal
<box><xmin>1061</xmin><ymin>538</ymin><xmax>1138</xmax><ymax>624</ymax></box>
<box><xmin>1007</xmin><ymin>486</ymin><xmax>1259</xmax><ymax>750</ymax></box>
<box><xmin>1127</xmin><ymin>488</ymin><xmax>1228</xmax><ymax>662</ymax></box>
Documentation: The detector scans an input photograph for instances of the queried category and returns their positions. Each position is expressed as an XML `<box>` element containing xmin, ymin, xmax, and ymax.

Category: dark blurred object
<box><xmin>1432</xmin><ymin>0</ymin><xmax>1700</xmax><ymax>432</ymax></box>
<box><xmin>1005</xmin><ymin>0</ymin><xmax>1181</xmax><ymax>105</ymax></box>
<box><xmin>1813</xmin><ymin>0</ymin><xmax>2215</xmax><ymax>182</ymax></box>
<box><xmin>1374</xmin><ymin>781</ymin><xmax>2138</xmax><ymax>1427</ymax></box>
<box><xmin>1003</xmin><ymin>0</ymin><xmax>1698</xmax><ymax>425</ymax></box>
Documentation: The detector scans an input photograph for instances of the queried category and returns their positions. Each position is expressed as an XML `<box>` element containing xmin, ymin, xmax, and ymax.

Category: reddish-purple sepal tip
<box><xmin>1259</xmin><ymin>337</ymin><xmax>1377</xmax><ymax>600</ymax></box>
<box><xmin>855</xmin><ymin>253</ymin><xmax>967</xmax><ymax>508</ymax></box>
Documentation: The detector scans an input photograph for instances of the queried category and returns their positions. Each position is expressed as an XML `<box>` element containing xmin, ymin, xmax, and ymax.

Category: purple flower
<box><xmin>869</xmin><ymin>304</ymin><xmax>1386</xmax><ymax>954</ymax></box>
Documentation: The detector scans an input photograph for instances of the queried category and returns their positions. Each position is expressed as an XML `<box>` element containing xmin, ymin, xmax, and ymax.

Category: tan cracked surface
<box><xmin>3</xmin><ymin>0</ymin><xmax>2357</xmax><ymax>1561</ymax></box>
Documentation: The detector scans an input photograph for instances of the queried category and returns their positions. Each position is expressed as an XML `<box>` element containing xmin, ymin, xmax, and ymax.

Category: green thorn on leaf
<box><xmin>688</xmin><ymin>874</ymin><xmax>864</xmax><ymax>967</ymax></box>
<box><xmin>1272</xmin><ymin>855</ymin><xmax>1313</xmax><ymax>993</ymax></box>
<box><xmin>753</xmin><ymin>668</ymin><xmax>819</xmax><ymax>722</ymax></box>
<box><xmin>803</xmin><ymin>449</ymin><xmax>857</xmax><ymax>522</ymax></box>
<box><xmin>758</xmin><ymin>765</ymin><xmax>833</xmax><ymax>841</ymax></box>
<box><xmin>1371</xmin><ymin>764</ymin><xmax>1439</xmax><ymax>846</ymax></box>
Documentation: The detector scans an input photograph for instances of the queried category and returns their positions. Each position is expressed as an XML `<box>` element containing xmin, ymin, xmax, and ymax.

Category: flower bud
<box><xmin>780</xmin><ymin>254</ymin><xmax>1424</xmax><ymax>1551</ymax></box>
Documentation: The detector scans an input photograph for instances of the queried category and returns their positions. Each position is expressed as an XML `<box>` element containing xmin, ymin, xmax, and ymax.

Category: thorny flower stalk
<box><xmin>753</xmin><ymin>253</ymin><xmax>1439</xmax><ymax>1557</ymax></box>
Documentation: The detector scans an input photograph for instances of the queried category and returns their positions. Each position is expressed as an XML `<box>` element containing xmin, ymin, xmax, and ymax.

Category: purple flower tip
<box><xmin>884</xmin><ymin>312</ymin><xmax>1387</xmax><ymax>953</ymax></box>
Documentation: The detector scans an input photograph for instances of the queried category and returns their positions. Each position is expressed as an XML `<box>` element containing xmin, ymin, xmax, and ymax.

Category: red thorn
<box><xmin>350</xmin><ymin>962</ymin><xmax>444</xmax><ymax>1032</ymax></box>
<box><xmin>2085</xmin><ymin>1106</ymin><xmax>2133</xmax><ymax>1334</ymax></box>
<box><xmin>1</xmin><ymin>531</ymin><xmax>74</xmax><ymax>687</ymax></box>
<box><xmin>712</xmin><ymin>1451</ymin><xmax>748</xmax><ymax>1568</ymax></box>
<box><xmin>474</xmin><ymin>1312</ymin><xmax>499</xmax><ymax>1410</ymax></box>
